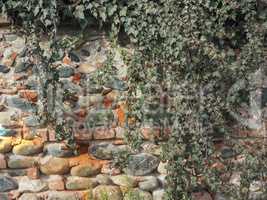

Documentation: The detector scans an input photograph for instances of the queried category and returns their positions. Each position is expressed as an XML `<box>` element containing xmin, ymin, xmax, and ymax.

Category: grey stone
<box><xmin>7</xmin><ymin>97</ymin><xmax>37</xmax><ymax>112</ymax></box>
<box><xmin>45</xmin><ymin>143</ymin><xmax>73</xmax><ymax>158</ymax></box>
<box><xmin>23</xmin><ymin>115</ymin><xmax>40</xmax><ymax>127</ymax></box>
<box><xmin>0</xmin><ymin>65</ymin><xmax>10</xmax><ymax>73</ymax></box>
<box><xmin>0</xmin><ymin>175</ymin><xmax>18</xmax><ymax>192</ymax></box>
<box><xmin>18</xmin><ymin>177</ymin><xmax>48</xmax><ymax>193</ymax></box>
<box><xmin>0</xmin><ymin>169</ymin><xmax>28</xmax><ymax>176</ymax></box>
<box><xmin>69</xmin><ymin>51</ymin><xmax>80</xmax><ymax>62</ymax></box>
<box><xmin>15</xmin><ymin>61</ymin><xmax>32</xmax><ymax>73</ymax></box>
<box><xmin>105</xmin><ymin>78</ymin><xmax>128</xmax><ymax>91</ymax></box>
<box><xmin>124</xmin><ymin>153</ymin><xmax>160</xmax><ymax>176</ymax></box>
<box><xmin>139</xmin><ymin>176</ymin><xmax>159</xmax><ymax>191</ymax></box>
<box><xmin>57</xmin><ymin>66</ymin><xmax>74</xmax><ymax>78</ymax></box>
<box><xmin>88</xmin><ymin>143</ymin><xmax>127</xmax><ymax>160</ymax></box>
<box><xmin>7</xmin><ymin>155</ymin><xmax>36</xmax><ymax>169</ymax></box>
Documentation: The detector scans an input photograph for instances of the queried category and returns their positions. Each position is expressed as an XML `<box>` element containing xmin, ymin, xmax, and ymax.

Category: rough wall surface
<box><xmin>0</xmin><ymin>24</ymin><xmax>169</xmax><ymax>200</ymax></box>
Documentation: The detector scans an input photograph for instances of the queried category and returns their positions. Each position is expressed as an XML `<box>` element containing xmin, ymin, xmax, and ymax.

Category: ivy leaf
<box><xmin>74</xmin><ymin>5</ymin><xmax>85</xmax><ymax>19</ymax></box>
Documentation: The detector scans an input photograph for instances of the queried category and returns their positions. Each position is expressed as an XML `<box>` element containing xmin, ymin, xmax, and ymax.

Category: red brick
<box><xmin>0</xmin><ymin>154</ymin><xmax>7</xmax><ymax>169</ymax></box>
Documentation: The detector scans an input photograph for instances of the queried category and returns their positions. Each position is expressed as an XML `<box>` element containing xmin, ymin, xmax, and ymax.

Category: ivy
<box><xmin>1</xmin><ymin>0</ymin><xmax>267</xmax><ymax>199</ymax></box>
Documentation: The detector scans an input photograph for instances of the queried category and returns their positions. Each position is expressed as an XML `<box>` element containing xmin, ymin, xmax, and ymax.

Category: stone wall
<box><xmin>0</xmin><ymin>25</ymin><xmax>168</xmax><ymax>200</ymax></box>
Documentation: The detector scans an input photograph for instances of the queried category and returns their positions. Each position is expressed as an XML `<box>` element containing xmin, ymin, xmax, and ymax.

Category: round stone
<box><xmin>93</xmin><ymin>185</ymin><xmax>123</xmax><ymax>200</ymax></box>
<box><xmin>124</xmin><ymin>153</ymin><xmax>160</xmax><ymax>176</ymax></box>
<box><xmin>40</xmin><ymin>156</ymin><xmax>70</xmax><ymax>175</ymax></box>
<box><xmin>7</xmin><ymin>155</ymin><xmax>36</xmax><ymax>169</ymax></box>
<box><xmin>138</xmin><ymin>176</ymin><xmax>159</xmax><ymax>191</ymax></box>
<box><xmin>70</xmin><ymin>163</ymin><xmax>101</xmax><ymax>177</ymax></box>
<box><xmin>45</xmin><ymin>143</ymin><xmax>73</xmax><ymax>158</ymax></box>
<box><xmin>111</xmin><ymin>175</ymin><xmax>137</xmax><ymax>188</ymax></box>
<box><xmin>18</xmin><ymin>177</ymin><xmax>48</xmax><ymax>193</ymax></box>
<box><xmin>96</xmin><ymin>174</ymin><xmax>113</xmax><ymax>185</ymax></box>
<box><xmin>65</xmin><ymin>176</ymin><xmax>97</xmax><ymax>190</ymax></box>
<box><xmin>13</xmin><ymin>139</ymin><xmax>43</xmax><ymax>156</ymax></box>
<box><xmin>157</xmin><ymin>162</ymin><xmax>167</xmax><ymax>174</ymax></box>
<box><xmin>0</xmin><ymin>137</ymin><xmax>13</xmax><ymax>153</ymax></box>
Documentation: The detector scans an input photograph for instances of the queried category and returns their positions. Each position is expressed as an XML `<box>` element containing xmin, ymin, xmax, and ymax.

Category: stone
<box><xmin>78</xmin><ymin>62</ymin><xmax>98</xmax><ymax>74</ymax></box>
<box><xmin>0</xmin><ymin>193</ymin><xmax>9</xmax><ymax>200</ymax></box>
<box><xmin>0</xmin><ymin>137</ymin><xmax>13</xmax><ymax>153</ymax></box>
<box><xmin>70</xmin><ymin>163</ymin><xmax>101</xmax><ymax>177</ymax></box>
<box><xmin>124</xmin><ymin>153</ymin><xmax>160</xmax><ymax>176</ymax></box>
<box><xmin>96</xmin><ymin>174</ymin><xmax>113</xmax><ymax>185</ymax></box>
<box><xmin>0</xmin><ymin>128</ymin><xmax>16</xmax><ymax>137</ymax></box>
<box><xmin>93</xmin><ymin>185</ymin><xmax>123</xmax><ymax>200</ymax></box>
<box><xmin>138</xmin><ymin>176</ymin><xmax>159</xmax><ymax>191</ymax></box>
<box><xmin>153</xmin><ymin>189</ymin><xmax>165</xmax><ymax>200</ymax></box>
<box><xmin>46</xmin><ymin>191</ymin><xmax>92</xmax><ymax>200</ymax></box>
<box><xmin>0</xmin><ymin>169</ymin><xmax>28</xmax><ymax>176</ymax></box>
<box><xmin>44</xmin><ymin>143</ymin><xmax>73</xmax><ymax>158</ymax></box>
<box><xmin>61</xmin><ymin>79</ymin><xmax>82</xmax><ymax>94</ymax></box>
<box><xmin>19</xmin><ymin>90</ymin><xmax>38</xmax><ymax>102</ymax></box>
<box><xmin>157</xmin><ymin>175</ymin><xmax>167</xmax><ymax>187</ymax></box>
<box><xmin>101</xmin><ymin>162</ymin><xmax>121</xmax><ymax>175</ymax></box>
<box><xmin>0</xmin><ymin>175</ymin><xmax>18</xmax><ymax>192</ymax></box>
<box><xmin>0</xmin><ymin>154</ymin><xmax>7</xmax><ymax>169</ymax></box>
<box><xmin>192</xmin><ymin>191</ymin><xmax>213</xmax><ymax>200</ymax></box>
<box><xmin>69</xmin><ymin>51</ymin><xmax>80</xmax><ymax>62</ymax></box>
<box><xmin>220</xmin><ymin>147</ymin><xmax>236</xmax><ymax>159</ymax></box>
<box><xmin>65</xmin><ymin>176</ymin><xmax>97</xmax><ymax>190</ymax></box>
<box><xmin>124</xmin><ymin>189</ymin><xmax>153</xmax><ymax>200</ymax></box>
<box><xmin>78</xmin><ymin>95</ymin><xmax>104</xmax><ymax>108</ymax></box>
<box><xmin>23</xmin><ymin>115</ymin><xmax>40</xmax><ymax>127</ymax></box>
<box><xmin>86</xmin><ymin>109</ymin><xmax>114</xmax><ymax>127</ymax></box>
<box><xmin>158</xmin><ymin>162</ymin><xmax>167</xmax><ymax>174</ymax></box>
<box><xmin>13</xmin><ymin>139</ymin><xmax>43</xmax><ymax>155</ymax></box>
<box><xmin>0</xmin><ymin>65</ymin><xmax>10</xmax><ymax>73</ymax></box>
<box><xmin>0</xmin><ymin>112</ymin><xmax>16</xmax><ymax>127</ymax></box>
<box><xmin>105</xmin><ymin>78</ymin><xmax>128</xmax><ymax>91</ymax></box>
<box><xmin>47</xmin><ymin>175</ymin><xmax>65</xmax><ymax>191</ymax></box>
<box><xmin>7</xmin><ymin>97</ymin><xmax>37</xmax><ymax>112</ymax></box>
<box><xmin>15</xmin><ymin>61</ymin><xmax>33</xmax><ymax>73</ymax></box>
<box><xmin>18</xmin><ymin>176</ymin><xmax>48</xmax><ymax>193</ymax></box>
<box><xmin>40</xmin><ymin>156</ymin><xmax>70</xmax><ymax>175</ymax></box>
<box><xmin>111</xmin><ymin>175</ymin><xmax>137</xmax><ymax>188</ymax></box>
<box><xmin>93</xmin><ymin>127</ymin><xmax>116</xmax><ymax>140</ymax></box>
<box><xmin>19</xmin><ymin>193</ymin><xmax>39</xmax><ymax>200</ymax></box>
<box><xmin>57</xmin><ymin>66</ymin><xmax>75</xmax><ymax>78</ymax></box>
<box><xmin>88</xmin><ymin>143</ymin><xmax>126</xmax><ymax>160</ymax></box>
<box><xmin>7</xmin><ymin>155</ymin><xmax>36</xmax><ymax>169</ymax></box>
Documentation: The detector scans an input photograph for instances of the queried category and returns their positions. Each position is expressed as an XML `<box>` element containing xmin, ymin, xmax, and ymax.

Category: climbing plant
<box><xmin>1</xmin><ymin>0</ymin><xmax>267</xmax><ymax>199</ymax></box>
